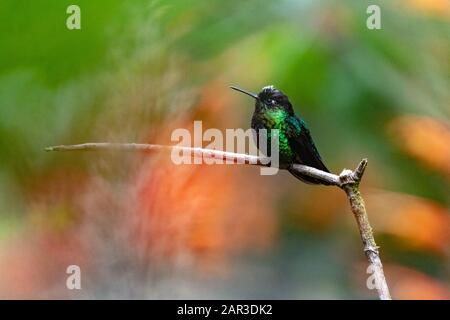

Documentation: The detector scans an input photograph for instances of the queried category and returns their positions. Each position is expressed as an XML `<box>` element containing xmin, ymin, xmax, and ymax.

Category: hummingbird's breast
<box><xmin>251</xmin><ymin>108</ymin><xmax>285</xmax><ymax>130</ymax></box>
<box><xmin>251</xmin><ymin>109</ymin><xmax>296</xmax><ymax>165</ymax></box>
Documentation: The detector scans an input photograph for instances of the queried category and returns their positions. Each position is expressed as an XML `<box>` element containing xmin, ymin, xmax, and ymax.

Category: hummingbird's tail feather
<box><xmin>288</xmin><ymin>167</ymin><xmax>332</xmax><ymax>185</ymax></box>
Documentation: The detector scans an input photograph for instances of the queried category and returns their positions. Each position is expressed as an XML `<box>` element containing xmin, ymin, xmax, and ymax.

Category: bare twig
<box><xmin>45</xmin><ymin>142</ymin><xmax>391</xmax><ymax>300</ymax></box>
<box><xmin>45</xmin><ymin>143</ymin><xmax>267</xmax><ymax>165</ymax></box>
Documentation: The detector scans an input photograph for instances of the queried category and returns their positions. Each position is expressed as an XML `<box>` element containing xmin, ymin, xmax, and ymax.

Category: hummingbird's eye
<box><xmin>270</xmin><ymin>99</ymin><xmax>276</xmax><ymax>105</ymax></box>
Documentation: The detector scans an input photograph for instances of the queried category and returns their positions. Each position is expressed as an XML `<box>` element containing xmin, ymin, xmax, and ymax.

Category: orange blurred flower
<box><xmin>132</xmin><ymin>157</ymin><xmax>277</xmax><ymax>274</ymax></box>
<box><xmin>404</xmin><ymin>0</ymin><xmax>450</xmax><ymax>17</ymax></box>
<box><xmin>386</xmin><ymin>264</ymin><xmax>450</xmax><ymax>300</ymax></box>
<box><xmin>388</xmin><ymin>115</ymin><xmax>450</xmax><ymax>178</ymax></box>
<box><xmin>367</xmin><ymin>190</ymin><xmax>450</xmax><ymax>254</ymax></box>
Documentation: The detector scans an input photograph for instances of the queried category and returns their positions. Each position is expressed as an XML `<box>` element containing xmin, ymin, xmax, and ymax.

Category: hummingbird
<box><xmin>230</xmin><ymin>85</ymin><xmax>330</xmax><ymax>185</ymax></box>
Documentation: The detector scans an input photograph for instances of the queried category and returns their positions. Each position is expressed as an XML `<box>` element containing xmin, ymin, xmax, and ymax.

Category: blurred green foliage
<box><xmin>0</xmin><ymin>0</ymin><xmax>449</xmax><ymax>299</ymax></box>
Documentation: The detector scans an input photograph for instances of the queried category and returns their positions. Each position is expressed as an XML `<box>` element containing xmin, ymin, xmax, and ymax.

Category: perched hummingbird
<box><xmin>230</xmin><ymin>85</ymin><xmax>330</xmax><ymax>185</ymax></box>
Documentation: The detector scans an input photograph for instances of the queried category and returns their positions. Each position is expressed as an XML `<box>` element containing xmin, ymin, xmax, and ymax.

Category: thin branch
<box><xmin>291</xmin><ymin>163</ymin><xmax>341</xmax><ymax>186</ymax></box>
<box><xmin>45</xmin><ymin>142</ymin><xmax>391</xmax><ymax>300</ymax></box>
<box><xmin>45</xmin><ymin>143</ymin><xmax>267</xmax><ymax>165</ymax></box>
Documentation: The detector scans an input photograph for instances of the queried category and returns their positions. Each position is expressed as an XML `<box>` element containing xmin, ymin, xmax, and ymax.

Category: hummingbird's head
<box><xmin>230</xmin><ymin>85</ymin><xmax>294</xmax><ymax>114</ymax></box>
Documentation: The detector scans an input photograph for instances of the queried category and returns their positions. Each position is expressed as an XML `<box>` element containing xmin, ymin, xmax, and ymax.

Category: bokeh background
<box><xmin>0</xmin><ymin>0</ymin><xmax>449</xmax><ymax>299</ymax></box>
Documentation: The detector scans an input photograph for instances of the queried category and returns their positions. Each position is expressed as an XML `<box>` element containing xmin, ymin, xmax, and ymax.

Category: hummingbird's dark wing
<box><xmin>286</xmin><ymin>116</ymin><xmax>331</xmax><ymax>185</ymax></box>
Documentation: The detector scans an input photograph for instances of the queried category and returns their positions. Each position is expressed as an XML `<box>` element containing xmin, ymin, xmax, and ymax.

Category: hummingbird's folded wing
<box><xmin>287</xmin><ymin>116</ymin><xmax>330</xmax><ymax>174</ymax></box>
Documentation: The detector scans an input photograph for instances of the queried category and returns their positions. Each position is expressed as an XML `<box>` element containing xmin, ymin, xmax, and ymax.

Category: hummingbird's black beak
<box><xmin>230</xmin><ymin>86</ymin><xmax>259</xmax><ymax>100</ymax></box>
